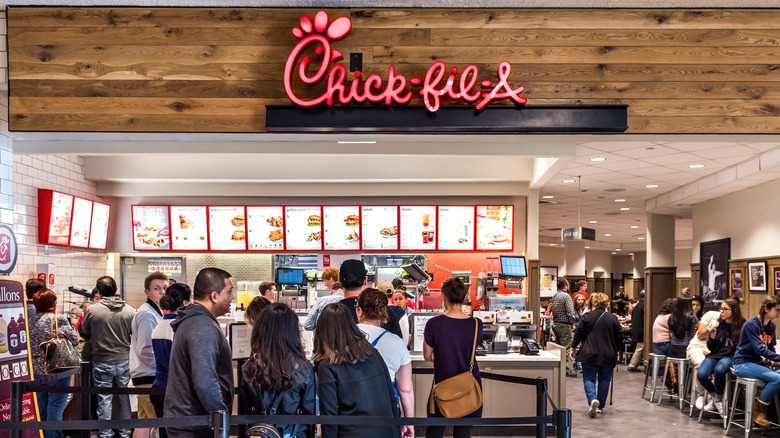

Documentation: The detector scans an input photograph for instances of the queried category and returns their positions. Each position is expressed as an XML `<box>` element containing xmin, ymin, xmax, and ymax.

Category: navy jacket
<box><xmin>733</xmin><ymin>316</ymin><xmax>780</xmax><ymax>365</ymax></box>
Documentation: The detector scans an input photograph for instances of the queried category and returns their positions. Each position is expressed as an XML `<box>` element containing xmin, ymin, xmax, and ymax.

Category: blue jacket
<box><xmin>733</xmin><ymin>316</ymin><xmax>780</xmax><ymax>365</ymax></box>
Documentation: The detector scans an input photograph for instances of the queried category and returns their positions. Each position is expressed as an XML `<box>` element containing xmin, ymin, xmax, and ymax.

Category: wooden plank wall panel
<box><xmin>7</xmin><ymin>7</ymin><xmax>780</xmax><ymax>133</ymax></box>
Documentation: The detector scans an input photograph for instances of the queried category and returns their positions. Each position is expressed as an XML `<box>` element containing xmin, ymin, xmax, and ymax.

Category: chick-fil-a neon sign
<box><xmin>283</xmin><ymin>11</ymin><xmax>527</xmax><ymax>113</ymax></box>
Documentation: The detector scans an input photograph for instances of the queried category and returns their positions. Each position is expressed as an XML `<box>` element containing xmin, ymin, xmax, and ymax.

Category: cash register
<box><xmin>276</xmin><ymin>267</ymin><xmax>308</xmax><ymax>310</ymax></box>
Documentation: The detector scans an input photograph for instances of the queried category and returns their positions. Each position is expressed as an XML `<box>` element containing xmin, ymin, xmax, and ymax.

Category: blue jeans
<box><xmin>734</xmin><ymin>362</ymin><xmax>780</xmax><ymax>404</ymax></box>
<box><xmin>581</xmin><ymin>363</ymin><xmax>613</xmax><ymax>409</ymax></box>
<box><xmin>697</xmin><ymin>356</ymin><xmax>732</xmax><ymax>397</ymax></box>
<box><xmin>92</xmin><ymin>360</ymin><xmax>131</xmax><ymax>438</ymax></box>
<box><xmin>654</xmin><ymin>342</ymin><xmax>670</xmax><ymax>356</ymax></box>
<box><xmin>35</xmin><ymin>375</ymin><xmax>71</xmax><ymax>438</ymax></box>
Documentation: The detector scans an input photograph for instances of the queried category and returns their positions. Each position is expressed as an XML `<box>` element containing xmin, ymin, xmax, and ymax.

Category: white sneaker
<box><xmin>714</xmin><ymin>400</ymin><xmax>724</xmax><ymax>415</ymax></box>
<box><xmin>703</xmin><ymin>398</ymin><xmax>716</xmax><ymax>412</ymax></box>
<box><xmin>589</xmin><ymin>399</ymin><xmax>600</xmax><ymax>418</ymax></box>
<box><xmin>695</xmin><ymin>395</ymin><xmax>705</xmax><ymax>410</ymax></box>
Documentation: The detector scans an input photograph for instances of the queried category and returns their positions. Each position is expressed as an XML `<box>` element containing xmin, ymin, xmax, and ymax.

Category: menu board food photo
<box><xmin>132</xmin><ymin>206</ymin><xmax>171</xmax><ymax>250</ymax></box>
<box><xmin>438</xmin><ymin>206</ymin><xmax>475</xmax><ymax>250</ymax></box>
<box><xmin>209</xmin><ymin>206</ymin><xmax>247</xmax><ymax>251</ymax></box>
<box><xmin>88</xmin><ymin>202</ymin><xmax>111</xmax><ymax>250</ymax></box>
<box><xmin>284</xmin><ymin>206</ymin><xmax>323</xmax><ymax>251</ymax></box>
<box><xmin>68</xmin><ymin>197</ymin><xmax>93</xmax><ymax>248</ymax></box>
<box><xmin>399</xmin><ymin>206</ymin><xmax>436</xmax><ymax>250</ymax></box>
<box><xmin>246</xmin><ymin>206</ymin><xmax>285</xmax><ymax>251</ymax></box>
<box><xmin>361</xmin><ymin>206</ymin><xmax>398</xmax><ymax>250</ymax></box>
<box><xmin>323</xmin><ymin>206</ymin><xmax>360</xmax><ymax>251</ymax></box>
<box><xmin>47</xmin><ymin>191</ymin><xmax>74</xmax><ymax>245</ymax></box>
<box><xmin>170</xmin><ymin>206</ymin><xmax>208</xmax><ymax>251</ymax></box>
<box><xmin>476</xmin><ymin>206</ymin><xmax>514</xmax><ymax>250</ymax></box>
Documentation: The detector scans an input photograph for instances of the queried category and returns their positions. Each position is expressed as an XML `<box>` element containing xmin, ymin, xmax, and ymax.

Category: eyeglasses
<box><xmin>720</xmin><ymin>307</ymin><xmax>731</xmax><ymax>312</ymax></box>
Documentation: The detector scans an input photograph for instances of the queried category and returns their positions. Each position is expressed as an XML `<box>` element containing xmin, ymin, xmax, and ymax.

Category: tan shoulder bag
<box><xmin>429</xmin><ymin>317</ymin><xmax>483</xmax><ymax>418</ymax></box>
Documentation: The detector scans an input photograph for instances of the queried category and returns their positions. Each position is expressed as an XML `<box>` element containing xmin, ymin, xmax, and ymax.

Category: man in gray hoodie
<box><xmin>79</xmin><ymin>276</ymin><xmax>135</xmax><ymax>438</ymax></box>
<box><xmin>165</xmin><ymin>268</ymin><xmax>235</xmax><ymax>438</ymax></box>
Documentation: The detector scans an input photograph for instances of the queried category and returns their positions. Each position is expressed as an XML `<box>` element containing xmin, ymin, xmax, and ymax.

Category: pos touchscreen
<box><xmin>500</xmin><ymin>256</ymin><xmax>527</xmax><ymax>278</ymax></box>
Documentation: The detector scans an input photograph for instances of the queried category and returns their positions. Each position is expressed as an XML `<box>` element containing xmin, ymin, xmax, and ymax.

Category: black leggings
<box><xmin>426</xmin><ymin>426</ymin><xmax>474</xmax><ymax>438</ymax></box>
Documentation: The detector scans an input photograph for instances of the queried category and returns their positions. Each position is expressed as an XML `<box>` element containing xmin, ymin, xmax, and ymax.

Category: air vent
<box><xmin>604</xmin><ymin>188</ymin><xmax>626</xmax><ymax>192</ymax></box>
<box><xmin>539</xmin><ymin>200</ymin><xmax>558</xmax><ymax>205</ymax></box>
<box><xmin>604</xmin><ymin>212</ymin><xmax>621</xmax><ymax>216</ymax></box>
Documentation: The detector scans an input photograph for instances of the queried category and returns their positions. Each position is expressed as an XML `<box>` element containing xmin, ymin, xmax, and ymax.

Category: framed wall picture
<box><xmin>540</xmin><ymin>266</ymin><xmax>558</xmax><ymax>298</ymax></box>
<box><xmin>774</xmin><ymin>266</ymin><xmax>780</xmax><ymax>297</ymax></box>
<box><xmin>729</xmin><ymin>268</ymin><xmax>743</xmax><ymax>302</ymax></box>
<box><xmin>749</xmin><ymin>261</ymin><xmax>768</xmax><ymax>292</ymax></box>
<box><xmin>699</xmin><ymin>238</ymin><xmax>730</xmax><ymax>310</ymax></box>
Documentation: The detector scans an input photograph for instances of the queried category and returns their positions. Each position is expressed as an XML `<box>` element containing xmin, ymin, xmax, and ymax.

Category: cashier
<box><xmin>258</xmin><ymin>281</ymin><xmax>276</xmax><ymax>301</ymax></box>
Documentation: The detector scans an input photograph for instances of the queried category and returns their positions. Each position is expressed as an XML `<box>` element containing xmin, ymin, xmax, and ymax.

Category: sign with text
<box><xmin>284</xmin><ymin>206</ymin><xmax>322</xmax><ymax>251</ymax></box>
<box><xmin>399</xmin><ymin>206</ymin><xmax>437</xmax><ymax>251</ymax></box>
<box><xmin>476</xmin><ymin>206</ymin><xmax>514</xmax><ymax>250</ymax></box>
<box><xmin>246</xmin><ymin>206</ymin><xmax>285</xmax><ymax>251</ymax></box>
<box><xmin>360</xmin><ymin>206</ymin><xmax>398</xmax><ymax>251</ymax></box>
<box><xmin>437</xmin><ymin>206</ymin><xmax>475</xmax><ymax>251</ymax></box>
<box><xmin>208</xmin><ymin>206</ymin><xmax>247</xmax><ymax>251</ymax></box>
<box><xmin>131</xmin><ymin>206</ymin><xmax>171</xmax><ymax>250</ymax></box>
<box><xmin>170</xmin><ymin>206</ymin><xmax>208</xmax><ymax>251</ymax></box>
<box><xmin>322</xmin><ymin>206</ymin><xmax>360</xmax><ymax>251</ymax></box>
<box><xmin>88</xmin><ymin>202</ymin><xmax>111</xmax><ymax>250</ymax></box>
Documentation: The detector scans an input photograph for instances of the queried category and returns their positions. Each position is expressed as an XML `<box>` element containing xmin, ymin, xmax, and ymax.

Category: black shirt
<box><xmin>706</xmin><ymin>321</ymin><xmax>736</xmax><ymax>360</ymax></box>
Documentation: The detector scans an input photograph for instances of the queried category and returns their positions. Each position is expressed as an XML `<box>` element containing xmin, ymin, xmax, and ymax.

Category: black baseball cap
<box><xmin>340</xmin><ymin>259</ymin><xmax>367</xmax><ymax>289</ymax></box>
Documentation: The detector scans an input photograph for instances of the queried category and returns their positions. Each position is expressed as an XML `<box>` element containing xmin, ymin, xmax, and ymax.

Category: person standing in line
<box><xmin>303</xmin><ymin>266</ymin><xmax>342</xmax><ymax>331</ymax></box>
<box><xmin>549</xmin><ymin>278</ymin><xmax>578</xmax><ymax>377</ymax></box>
<box><xmin>130</xmin><ymin>271</ymin><xmax>168</xmax><ymax>438</ymax></box>
<box><xmin>165</xmin><ymin>268</ymin><xmax>235</xmax><ymax>438</ymax></box>
<box><xmin>377</xmin><ymin>280</ymin><xmax>409</xmax><ymax>344</ymax></box>
<box><xmin>79</xmin><ymin>276</ymin><xmax>135</xmax><ymax>438</ymax></box>
<box><xmin>29</xmin><ymin>289</ymin><xmax>79</xmax><ymax>438</ymax></box>
<box><xmin>339</xmin><ymin>259</ymin><xmax>403</xmax><ymax>339</ymax></box>
<box><xmin>244</xmin><ymin>295</ymin><xmax>272</xmax><ymax>328</ymax></box>
<box><xmin>424</xmin><ymin>278</ymin><xmax>483</xmax><ymax>438</ymax></box>
<box><xmin>241</xmin><ymin>303</ymin><xmax>316</xmax><ymax>438</ymax></box>
<box><xmin>697</xmin><ymin>297</ymin><xmax>744</xmax><ymax>414</ymax></box>
<box><xmin>25</xmin><ymin>277</ymin><xmax>46</xmax><ymax>318</ymax></box>
<box><xmin>570</xmin><ymin>293</ymin><xmax>622</xmax><ymax>418</ymax></box>
<box><xmin>315</xmin><ymin>302</ymin><xmax>401</xmax><ymax>438</ymax></box>
<box><xmin>259</xmin><ymin>281</ymin><xmax>277</xmax><ymax>301</ymax></box>
<box><xmin>150</xmin><ymin>283</ymin><xmax>192</xmax><ymax>435</ymax></box>
<box><xmin>627</xmin><ymin>290</ymin><xmax>645</xmax><ymax>372</ymax></box>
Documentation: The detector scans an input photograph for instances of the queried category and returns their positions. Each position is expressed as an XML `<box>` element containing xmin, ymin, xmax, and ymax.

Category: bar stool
<box><xmin>642</xmin><ymin>353</ymin><xmax>666</xmax><ymax>403</ymax></box>
<box><xmin>726</xmin><ymin>371</ymin><xmax>780</xmax><ymax>438</ymax></box>
<box><xmin>685</xmin><ymin>363</ymin><xmax>698</xmax><ymax>417</ymax></box>
<box><xmin>658</xmin><ymin>357</ymin><xmax>691</xmax><ymax>411</ymax></box>
<box><xmin>697</xmin><ymin>370</ymin><xmax>731</xmax><ymax>429</ymax></box>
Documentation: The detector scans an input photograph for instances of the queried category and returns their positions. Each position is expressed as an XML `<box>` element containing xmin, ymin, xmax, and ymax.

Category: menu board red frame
<box><xmin>131</xmin><ymin>205</ymin><xmax>172</xmax><ymax>251</ymax></box>
<box><xmin>88</xmin><ymin>201</ymin><xmax>112</xmax><ymax>250</ymax></box>
<box><xmin>436</xmin><ymin>205</ymin><xmax>477</xmax><ymax>252</ymax></box>
<box><xmin>207</xmin><ymin>206</ymin><xmax>248</xmax><ymax>252</ymax></box>
<box><xmin>38</xmin><ymin>188</ymin><xmax>112</xmax><ymax>250</ymax></box>
<box><xmin>322</xmin><ymin>205</ymin><xmax>361</xmax><ymax>251</ymax></box>
<box><xmin>360</xmin><ymin>205</ymin><xmax>399</xmax><ymax>252</ymax></box>
<box><xmin>476</xmin><ymin>205</ymin><xmax>515</xmax><ymax>251</ymax></box>
<box><xmin>284</xmin><ymin>206</ymin><xmax>324</xmax><ymax>251</ymax></box>
<box><xmin>246</xmin><ymin>206</ymin><xmax>286</xmax><ymax>252</ymax></box>
<box><xmin>169</xmin><ymin>206</ymin><xmax>209</xmax><ymax>251</ymax></box>
<box><xmin>398</xmin><ymin>205</ymin><xmax>438</xmax><ymax>251</ymax></box>
<box><xmin>68</xmin><ymin>196</ymin><xmax>94</xmax><ymax>249</ymax></box>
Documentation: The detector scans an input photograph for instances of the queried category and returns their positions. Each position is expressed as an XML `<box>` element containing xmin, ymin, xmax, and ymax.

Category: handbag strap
<box><xmin>469</xmin><ymin>317</ymin><xmax>478</xmax><ymax>372</ymax></box>
<box><xmin>50</xmin><ymin>314</ymin><xmax>59</xmax><ymax>338</ymax></box>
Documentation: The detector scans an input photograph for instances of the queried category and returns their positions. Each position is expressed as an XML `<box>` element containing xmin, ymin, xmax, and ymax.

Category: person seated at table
<box><xmin>653</xmin><ymin>298</ymin><xmax>676</xmax><ymax>355</ymax></box>
<box><xmin>697</xmin><ymin>297</ymin><xmax>744</xmax><ymax>414</ymax></box>
<box><xmin>667</xmin><ymin>297</ymin><xmax>699</xmax><ymax>387</ymax></box>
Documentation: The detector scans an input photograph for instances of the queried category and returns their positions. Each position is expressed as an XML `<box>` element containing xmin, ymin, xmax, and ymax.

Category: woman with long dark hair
<box><xmin>241</xmin><ymin>303</ymin><xmax>315</xmax><ymax>437</ymax></box>
<box><xmin>691</xmin><ymin>295</ymin><xmax>704</xmax><ymax>319</ymax></box>
<box><xmin>652</xmin><ymin>298</ymin><xmax>677</xmax><ymax>355</ymax></box>
<box><xmin>668</xmin><ymin>297</ymin><xmax>699</xmax><ymax>359</ymax></box>
<box><xmin>315</xmin><ymin>302</ymin><xmax>400</xmax><ymax>438</ymax></box>
<box><xmin>696</xmin><ymin>297</ymin><xmax>744</xmax><ymax>414</ymax></box>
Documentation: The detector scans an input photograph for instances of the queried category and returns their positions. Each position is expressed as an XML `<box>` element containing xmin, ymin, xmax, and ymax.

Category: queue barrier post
<box><xmin>80</xmin><ymin>361</ymin><xmax>92</xmax><ymax>438</ymax></box>
<box><xmin>555</xmin><ymin>409</ymin><xmax>572</xmax><ymax>438</ymax></box>
<box><xmin>11</xmin><ymin>381</ymin><xmax>24</xmax><ymax>438</ymax></box>
<box><xmin>211</xmin><ymin>410</ymin><xmax>229</xmax><ymax>438</ymax></box>
<box><xmin>536</xmin><ymin>377</ymin><xmax>547</xmax><ymax>438</ymax></box>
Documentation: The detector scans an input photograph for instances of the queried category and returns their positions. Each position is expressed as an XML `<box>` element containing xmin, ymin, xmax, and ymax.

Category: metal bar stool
<box><xmin>658</xmin><ymin>357</ymin><xmax>691</xmax><ymax>411</ymax></box>
<box><xmin>726</xmin><ymin>370</ymin><xmax>780</xmax><ymax>438</ymax></box>
<box><xmin>686</xmin><ymin>363</ymin><xmax>699</xmax><ymax>417</ymax></box>
<box><xmin>642</xmin><ymin>353</ymin><xmax>666</xmax><ymax>403</ymax></box>
<box><xmin>697</xmin><ymin>369</ymin><xmax>731</xmax><ymax>429</ymax></box>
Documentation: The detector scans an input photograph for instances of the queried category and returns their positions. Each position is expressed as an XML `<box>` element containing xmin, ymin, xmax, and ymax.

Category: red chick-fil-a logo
<box><xmin>283</xmin><ymin>11</ymin><xmax>527</xmax><ymax>113</ymax></box>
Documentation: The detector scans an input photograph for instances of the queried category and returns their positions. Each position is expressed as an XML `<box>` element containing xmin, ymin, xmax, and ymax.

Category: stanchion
<box><xmin>536</xmin><ymin>377</ymin><xmax>547</xmax><ymax>438</ymax></box>
<box><xmin>11</xmin><ymin>381</ymin><xmax>23</xmax><ymax>438</ymax></box>
<box><xmin>80</xmin><ymin>362</ymin><xmax>92</xmax><ymax>438</ymax></box>
<box><xmin>210</xmin><ymin>410</ymin><xmax>229</xmax><ymax>438</ymax></box>
<box><xmin>555</xmin><ymin>409</ymin><xmax>572</xmax><ymax>438</ymax></box>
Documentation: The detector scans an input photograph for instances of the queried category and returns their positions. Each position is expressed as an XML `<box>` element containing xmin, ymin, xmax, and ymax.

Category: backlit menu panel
<box><xmin>437</xmin><ymin>206</ymin><xmax>475</xmax><ymax>250</ymax></box>
<box><xmin>399</xmin><ymin>206</ymin><xmax>436</xmax><ymax>250</ymax></box>
<box><xmin>361</xmin><ymin>206</ymin><xmax>398</xmax><ymax>250</ymax></box>
<box><xmin>170</xmin><ymin>206</ymin><xmax>208</xmax><ymax>251</ymax></box>
<box><xmin>284</xmin><ymin>206</ymin><xmax>322</xmax><ymax>251</ymax></box>
<box><xmin>88</xmin><ymin>202</ymin><xmax>111</xmax><ymax>250</ymax></box>
<box><xmin>209</xmin><ymin>206</ymin><xmax>247</xmax><ymax>250</ymax></box>
<box><xmin>132</xmin><ymin>206</ymin><xmax>170</xmax><ymax>250</ymax></box>
<box><xmin>476</xmin><ymin>206</ymin><xmax>514</xmax><ymax>250</ymax></box>
<box><xmin>323</xmin><ymin>206</ymin><xmax>360</xmax><ymax>251</ymax></box>
<box><xmin>47</xmin><ymin>191</ymin><xmax>74</xmax><ymax>245</ymax></box>
<box><xmin>69</xmin><ymin>197</ymin><xmax>93</xmax><ymax>248</ymax></box>
<box><xmin>247</xmin><ymin>206</ymin><xmax>285</xmax><ymax>251</ymax></box>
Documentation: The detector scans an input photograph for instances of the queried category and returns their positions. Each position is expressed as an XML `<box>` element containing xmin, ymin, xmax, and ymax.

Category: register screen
<box><xmin>500</xmin><ymin>256</ymin><xmax>527</xmax><ymax>277</ymax></box>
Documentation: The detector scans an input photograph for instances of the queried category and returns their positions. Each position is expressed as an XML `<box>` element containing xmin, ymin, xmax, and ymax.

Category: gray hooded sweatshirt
<box><xmin>78</xmin><ymin>295</ymin><xmax>135</xmax><ymax>363</ymax></box>
<box><xmin>164</xmin><ymin>303</ymin><xmax>234</xmax><ymax>438</ymax></box>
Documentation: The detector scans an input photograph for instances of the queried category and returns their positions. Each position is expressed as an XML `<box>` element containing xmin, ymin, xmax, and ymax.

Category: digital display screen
<box><xmin>132</xmin><ymin>206</ymin><xmax>170</xmax><ymax>250</ymax></box>
<box><xmin>476</xmin><ymin>206</ymin><xmax>513</xmax><ymax>250</ymax></box>
<box><xmin>323</xmin><ymin>206</ymin><xmax>360</xmax><ymax>251</ymax></box>
<box><xmin>399</xmin><ymin>206</ymin><xmax>436</xmax><ymax>250</ymax></box>
<box><xmin>277</xmin><ymin>268</ymin><xmax>305</xmax><ymax>285</ymax></box>
<box><xmin>88</xmin><ymin>202</ymin><xmax>111</xmax><ymax>250</ymax></box>
<box><xmin>246</xmin><ymin>206</ymin><xmax>285</xmax><ymax>251</ymax></box>
<box><xmin>48</xmin><ymin>191</ymin><xmax>74</xmax><ymax>245</ymax></box>
<box><xmin>208</xmin><ymin>206</ymin><xmax>246</xmax><ymax>251</ymax></box>
<box><xmin>437</xmin><ymin>206</ymin><xmax>475</xmax><ymax>250</ymax></box>
<box><xmin>500</xmin><ymin>256</ymin><xmax>527</xmax><ymax>277</ymax></box>
<box><xmin>170</xmin><ymin>206</ymin><xmax>208</xmax><ymax>251</ymax></box>
<box><xmin>69</xmin><ymin>197</ymin><xmax>93</xmax><ymax>248</ymax></box>
<box><xmin>284</xmin><ymin>206</ymin><xmax>322</xmax><ymax>251</ymax></box>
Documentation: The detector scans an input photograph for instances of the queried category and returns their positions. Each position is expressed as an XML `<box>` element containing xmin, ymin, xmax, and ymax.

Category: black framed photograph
<box><xmin>774</xmin><ymin>266</ymin><xmax>780</xmax><ymax>296</ymax></box>
<box><xmin>700</xmin><ymin>238</ymin><xmax>730</xmax><ymax>310</ymax></box>
<box><xmin>729</xmin><ymin>268</ymin><xmax>743</xmax><ymax>302</ymax></box>
<box><xmin>749</xmin><ymin>261</ymin><xmax>768</xmax><ymax>292</ymax></box>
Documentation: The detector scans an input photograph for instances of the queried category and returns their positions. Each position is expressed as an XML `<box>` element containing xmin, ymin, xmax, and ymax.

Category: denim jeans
<box><xmin>35</xmin><ymin>375</ymin><xmax>71</xmax><ymax>438</ymax></box>
<box><xmin>92</xmin><ymin>360</ymin><xmax>131</xmax><ymax>438</ymax></box>
<box><xmin>654</xmin><ymin>342</ymin><xmax>670</xmax><ymax>356</ymax></box>
<box><xmin>697</xmin><ymin>356</ymin><xmax>732</xmax><ymax>396</ymax></box>
<box><xmin>581</xmin><ymin>363</ymin><xmax>613</xmax><ymax>409</ymax></box>
<box><xmin>733</xmin><ymin>362</ymin><xmax>780</xmax><ymax>404</ymax></box>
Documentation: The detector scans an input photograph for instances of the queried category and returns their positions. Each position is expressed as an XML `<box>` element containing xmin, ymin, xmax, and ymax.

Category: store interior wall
<box><xmin>676</xmin><ymin>248</ymin><xmax>692</xmax><ymax>277</ymax></box>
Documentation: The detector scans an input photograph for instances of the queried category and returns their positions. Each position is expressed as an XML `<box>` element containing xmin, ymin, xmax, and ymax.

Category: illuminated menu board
<box><xmin>323</xmin><ymin>206</ymin><xmax>360</xmax><ymax>251</ymax></box>
<box><xmin>47</xmin><ymin>191</ymin><xmax>74</xmax><ymax>245</ymax></box>
<box><xmin>361</xmin><ymin>206</ymin><xmax>398</xmax><ymax>250</ymax></box>
<box><xmin>132</xmin><ymin>206</ymin><xmax>170</xmax><ymax>250</ymax></box>
<box><xmin>399</xmin><ymin>206</ymin><xmax>436</xmax><ymax>250</ymax></box>
<box><xmin>69</xmin><ymin>197</ymin><xmax>94</xmax><ymax>248</ymax></box>
<box><xmin>246</xmin><ymin>206</ymin><xmax>285</xmax><ymax>251</ymax></box>
<box><xmin>208</xmin><ymin>206</ymin><xmax>247</xmax><ymax>251</ymax></box>
<box><xmin>170</xmin><ymin>206</ymin><xmax>208</xmax><ymax>251</ymax></box>
<box><xmin>284</xmin><ymin>206</ymin><xmax>322</xmax><ymax>251</ymax></box>
<box><xmin>437</xmin><ymin>206</ymin><xmax>475</xmax><ymax>250</ymax></box>
<box><xmin>88</xmin><ymin>202</ymin><xmax>111</xmax><ymax>250</ymax></box>
<box><xmin>476</xmin><ymin>206</ymin><xmax>514</xmax><ymax>250</ymax></box>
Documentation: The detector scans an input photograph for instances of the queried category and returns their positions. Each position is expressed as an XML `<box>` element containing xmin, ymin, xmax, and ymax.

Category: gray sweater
<box><xmin>78</xmin><ymin>296</ymin><xmax>135</xmax><ymax>363</ymax></box>
<box><xmin>165</xmin><ymin>303</ymin><xmax>234</xmax><ymax>438</ymax></box>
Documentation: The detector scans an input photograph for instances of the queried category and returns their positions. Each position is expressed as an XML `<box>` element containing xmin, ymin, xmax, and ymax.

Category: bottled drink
<box><xmin>8</xmin><ymin>317</ymin><xmax>19</xmax><ymax>354</ymax></box>
<box><xmin>17</xmin><ymin>313</ymin><xmax>27</xmax><ymax>350</ymax></box>
<box><xmin>0</xmin><ymin>314</ymin><xmax>8</xmax><ymax>354</ymax></box>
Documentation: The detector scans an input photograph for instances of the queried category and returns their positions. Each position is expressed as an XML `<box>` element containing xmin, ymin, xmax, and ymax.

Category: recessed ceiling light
<box><xmin>615</xmin><ymin>199</ymin><xmax>626</xmax><ymax>202</ymax></box>
<box><xmin>630</xmin><ymin>225</ymin><xmax>639</xmax><ymax>229</ymax></box>
<box><xmin>337</xmin><ymin>140</ymin><xmax>376</xmax><ymax>144</ymax></box>
<box><xmin>620</xmin><ymin>207</ymin><xmax>630</xmax><ymax>211</ymax></box>
<box><xmin>590</xmin><ymin>157</ymin><xmax>607</xmax><ymax>162</ymax></box>
<box><xmin>615</xmin><ymin>248</ymin><xmax>622</xmax><ymax>251</ymax></box>
<box><xmin>542</xmin><ymin>195</ymin><xmax>554</xmax><ymax>199</ymax></box>
<box><xmin>549</xmin><ymin>243</ymin><xmax>556</xmax><ymax>246</ymax></box>
<box><xmin>689</xmin><ymin>164</ymin><xmax>705</xmax><ymax>168</ymax></box>
<box><xmin>562</xmin><ymin>179</ymin><xmax>576</xmax><ymax>183</ymax></box>
<box><xmin>604</xmin><ymin>233</ymin><xmax>612</xmax><ymax>237</ymax></box>
<box><xmin>589</xmin><ymin>220</ymin><xmax>598</xmax><ymax>224</ymax></box>
<box><xmin>646</xmin><ymin>184</ymin><xmax>659</xmax><ymax>188</ymax></box>
<box><xmin>612</xmin><ymin>252</ymin><xmax>617</xmax><ymax>255</ymax></box>
<box><xmin>585</xmin><ymin>246</ymin><xmax>591</xmax><ymax>249</ymax></box>
<box><xmin>638</xmin><ymin>237</ymin><xmax>645</xmax><ymax>240</ymax></box>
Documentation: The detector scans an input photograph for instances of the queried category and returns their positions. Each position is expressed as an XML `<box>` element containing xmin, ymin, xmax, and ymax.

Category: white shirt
<box><xmin>688</xmin><ymin>311</ymin><xmax>719</xmax><ymax>347</ymax></box>
<box><xmin>358</xmin><ymin>323</ymin><xmax>411</xmax><ymax>379</ymax></box>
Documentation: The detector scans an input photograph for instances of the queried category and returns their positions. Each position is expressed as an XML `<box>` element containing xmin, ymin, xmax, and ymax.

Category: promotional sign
<box><xmin>437</xmin><ymin>206</ymin><xmax>475</xmax><ymax>251</ymax></box>
<box><xmin>284</xmin><ymin>206</ymin><xmax>322</xmax><ymax>251</ymax></box>
<box><xmin>39</xmin><ymin>189</ymin><xmax>111</xmax><ymax>250</ymax></box>
<box><xmin>246</xmin><ymin>206</ymin><xmax>285</xmax><ymax>251</ymax></box>
<box><xmin>322</xmin><ymin>206</ymin><xmax>360</xmax><ymax>251</ymax></box>
<box><xmin>131</xmin><ymin>206</ymin><xmax>171</xmax><ymax>251</ymax></box>
<box><xmin>0</xmin><ymin>277</ymin><xmax>39</xmax><ymax>438</ymax></box>
<box><xmin>360</xmin><ymin>206</ymin><xmax>399</xmax><ymax>251</ymax></box>
<box><xmin>208</xmin><ymin>206</ymin><xmax>247</xmax><ymax>251</ymax></box>
<box><xmin>169</xmin><ymin>206</ymin><xmax>208</xmax><ymax>251</ymax></box>
<box><xmin>399</xmin><ymin>206</ymin><xmax>437</xmax><ymax>251</ymax></box>
<box><xmin>68</xmin><ymin>197</ymin><xmax>93</xmax><ymax>248</ymax></box>
<box><xmin>44</xmin><ymin>191</ymin><xmax>74</xmax><ymax>246</ymax></box>
<box><xmin>88</xmin><ymin>202</ymin><xmax>111</xmax><ymax>250</ymax></box>
<box><xmin>0</xmin><ymin>226</ymin><xmax>18</xmax><ymax>275</ymax></box>
<box><xmin>476</xmin><ymin>206</ymin><xmax>514</xmax><ymax>251</ymax></box>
